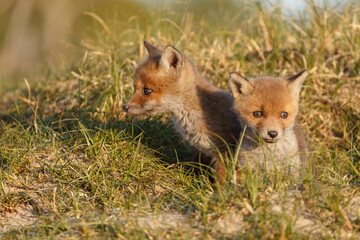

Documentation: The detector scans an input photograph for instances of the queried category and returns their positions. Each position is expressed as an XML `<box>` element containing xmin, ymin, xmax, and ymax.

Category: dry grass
<box><xmin>0</xmin><ymin>0</ymin><xmax>359</xmax><ymax>239</ymax></box>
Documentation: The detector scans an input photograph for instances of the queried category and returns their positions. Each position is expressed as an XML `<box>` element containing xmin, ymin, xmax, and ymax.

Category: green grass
<box><xmin>1</xmin><ymin>0</ymin><xmax>360</xmax><ymax>239</ymax></box>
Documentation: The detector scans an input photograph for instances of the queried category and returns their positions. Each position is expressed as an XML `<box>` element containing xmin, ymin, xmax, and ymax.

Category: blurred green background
<box><xmin>0</xmin><ymin>0</ymin><xmax>154</xmax><ymax>84</ymax></box>
<box><xmin>0</xmin><ymin>0</ymin><xmax>354</xmax><ymax>87</ymax></box>
<box><xmin>0</xmin><ymin>0</ymin><xmax>240</xmax><ymax>75</ymax></box>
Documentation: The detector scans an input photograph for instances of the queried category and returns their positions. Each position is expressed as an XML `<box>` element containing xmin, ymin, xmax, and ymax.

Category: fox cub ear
<box><xmin>144</xmin><ymin>41</ymin><xmax>162</xmax><ymax>58</ymax></box>
<box><xmin>286</xmin><ymin>69</ymin><xmax>308</xmax><ymax>98</ymax></box>
<box><xmin>229</xmin><ymin>72</ymin><xmax>253</xmax><ymax>98</ymax></box>
<box><xmin>160</xmin><ymin>45</ymin><xmax>183</xmax><ymax>71</ymax></box>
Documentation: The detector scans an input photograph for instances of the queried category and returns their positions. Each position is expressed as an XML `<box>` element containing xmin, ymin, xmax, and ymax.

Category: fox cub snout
<box><xmin>229</xmin><ymin>70</ymin><xmax>308</xmax><ymax>174</ymax></box>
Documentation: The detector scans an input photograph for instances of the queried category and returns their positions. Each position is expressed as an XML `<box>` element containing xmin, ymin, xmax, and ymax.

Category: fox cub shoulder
<box><xmin>229</xmin><ymin>70</ymin><xmax>308</xmax><ymax>175</ymax></box>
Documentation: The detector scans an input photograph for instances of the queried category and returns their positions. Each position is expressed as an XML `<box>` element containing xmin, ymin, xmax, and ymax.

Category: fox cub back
<box><xmin>229</xmin><ymin>70</ymin><xmax>308</xmax><ymax>175</ymax></box>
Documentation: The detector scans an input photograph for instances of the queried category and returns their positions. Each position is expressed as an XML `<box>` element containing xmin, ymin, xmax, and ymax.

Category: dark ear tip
<box><xmin>296</xmin><ymin>69</ymin><xmax>308</xmax><ymax>76</ymax></box>
<box><xmin>229</xmin><ymin>72</ymin><xmax>238</xmax><ymax>79</ymax></box>
<box><xmin>164</xmin><ymin>45</ymin><xmax>181</xmax><ymax>54</ymax></box>
<box><xmin>299</xmin><ymin>69</ymin><xmax>308</xmax><ymax>75</ymax></box>
<box><xmin>287</xmin><ymin>69</ymin><xmax>308</xmax><ymax>81</ymax></box>
<box><xmin>229</xmin><ymin>72</ymin><xmax>247</xmax><ymax>81</ymax></box>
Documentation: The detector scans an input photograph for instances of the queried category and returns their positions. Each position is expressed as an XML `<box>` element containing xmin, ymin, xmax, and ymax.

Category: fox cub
<box><xmin>229</xmin><ymin>70</ymin><xmax>308</xmax><ymax>176</ymax></box>
<box><xmin>123</xmin><ymin>41</ymin><xmax>242</xmax><ymax>174</ymax></box>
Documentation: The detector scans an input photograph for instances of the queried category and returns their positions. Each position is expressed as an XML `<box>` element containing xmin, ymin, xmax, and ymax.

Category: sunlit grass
<box><xmin>0</xmin><ymin>0</ymin><xmax>359</xmax><ymax>239</ymax></box>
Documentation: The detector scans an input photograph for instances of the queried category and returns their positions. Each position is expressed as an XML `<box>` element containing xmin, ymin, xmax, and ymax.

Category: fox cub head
<box><xmin>229</xmin><ymin>70</ymin><xmax>308</xmax><ymax>143</ymax></box>
<box><xmin>123</xmin><ymin>41</ymin><xmax>185</xmax><ymax>117</ymax></box>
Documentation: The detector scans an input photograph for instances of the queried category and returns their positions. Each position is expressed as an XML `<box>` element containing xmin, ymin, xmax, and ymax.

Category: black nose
<box><xmin>267</xmin><ymin>130</ymin><xmax>278</xmax><ymax>138</ymax></box>
<box><xmin>123</xmin><ymin>104</ymin><xmax>129</xmax><ymax>112</ymax></box>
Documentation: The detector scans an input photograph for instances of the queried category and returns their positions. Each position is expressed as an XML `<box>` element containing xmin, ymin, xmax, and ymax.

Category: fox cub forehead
<box><xmin>252</xmin><ymin>78</ymin><xmax>293</xmax><ymax>102</ymax></box>
<box><xmin>135</xmin><ymin>59</ymin><xmax>174</xmax><ymax>90</ymax></box>
<box><xmin>252</xmin><ymin>78</ymin><xmax>297</xmax><ymax>113</ymax></box>
<box><xmin>230</xmin><ymin>74</ymin><xmax>305</xmax><ymax>118</ymax></box>
<box><xmin>229</xmin><ymin>70</ymin><xmax>308</xmax><ymax>112</ymax></box>
<box><xmin>135</xmin><ymin>60</ymin><xmax>160</xmax><ymax>84</ymax></box>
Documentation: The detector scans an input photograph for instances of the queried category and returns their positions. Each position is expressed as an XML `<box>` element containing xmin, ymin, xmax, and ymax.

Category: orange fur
<box><xmin>229</xmin><ymin>71</ymin><xmax>308</xmax><ymax>177</ymax></box>
<box><xmin>124</xmin><ymin>41</ymin><xmax>242</xmax><ymax>177</ymax></box>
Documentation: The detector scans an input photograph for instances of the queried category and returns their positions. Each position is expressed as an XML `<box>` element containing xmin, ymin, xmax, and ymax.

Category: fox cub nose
<box><xmin>267</xmin><ymin>130</ymin><xmax>278</xmax><ymax>138</ymax></box>
<box><xmin>123</xmin><ymin>104</ymin><xmax>129</xmax><ymax>112</ymax></box>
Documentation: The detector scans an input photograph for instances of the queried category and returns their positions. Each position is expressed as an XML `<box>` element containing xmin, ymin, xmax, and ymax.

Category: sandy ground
<box><xmin>2</xmin><ymin>180</ymin><xmax>360</xmax><ymax>239</ymax></box>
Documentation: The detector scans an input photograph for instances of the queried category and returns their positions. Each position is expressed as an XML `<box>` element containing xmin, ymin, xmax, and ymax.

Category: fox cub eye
<box><xmin>253</xmin><ymin>111</ymin><xmax>263</xmax><ymax>118</ymax></box>
<box><xmin>280</xmin><ymin>112</ymin><xmax>288</xmax><ymax>119</ymax></box>
<box><xmin>144</xmin><ymin>87</ymin><xmax>152</xmax><ymax>95</ymax></box>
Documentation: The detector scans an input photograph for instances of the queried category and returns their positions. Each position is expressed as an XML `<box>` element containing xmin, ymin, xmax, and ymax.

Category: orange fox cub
<box><xmin>229</xmin><ymin>70</ymin><xmax>308</xmax><ymax>176</ymax></box>
<box><xmin>123</xmin><ymin>41</ymin><xmax>242</xmax><ymax>174</ymax></box>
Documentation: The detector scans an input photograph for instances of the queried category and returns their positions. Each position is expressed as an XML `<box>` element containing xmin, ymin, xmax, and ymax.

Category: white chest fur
<box><xmin>171</xmin><ymin>109</ymin><xmax>213</xmax><ymax>156</ymax></box>
<box><xmin>162</xmin><ymin>95</ymin><xmax>214</xmax><ymax>156</ymax></box>
<box><xmin>239</xmin><ymin>129</ymin><xmax>300</xmax><ymax>175</ymax></box>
